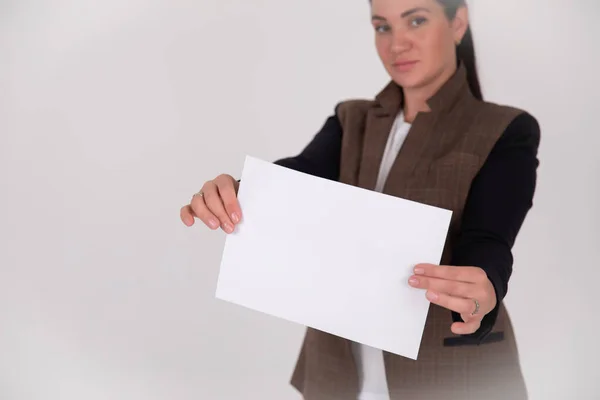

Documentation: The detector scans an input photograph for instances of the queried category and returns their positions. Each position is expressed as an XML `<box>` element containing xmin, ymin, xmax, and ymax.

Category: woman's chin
<box><xmin>391</xmin><ymin>75</ymin><xmax>425</xmax><ymax>90</ymax></box>
<box><xmin>387</xmin><ymin>68</ymin><xmax>426</xmax><ymax>90</ymax></box>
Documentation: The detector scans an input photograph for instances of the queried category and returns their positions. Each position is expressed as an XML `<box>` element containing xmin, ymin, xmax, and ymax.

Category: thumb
<box><xmin>460</xmin><ymin>313</ymin><xmax>476</xmax><ymax>323</ymax></box>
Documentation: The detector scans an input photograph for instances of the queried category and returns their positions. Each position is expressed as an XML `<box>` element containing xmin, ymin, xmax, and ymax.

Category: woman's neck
<box><xmin>402</xmin><ymin>65</ymin><xmax>457</xmax><ymax>123</ymax></box>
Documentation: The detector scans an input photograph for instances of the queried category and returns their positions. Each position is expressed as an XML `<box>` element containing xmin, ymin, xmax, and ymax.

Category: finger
<box><xmin>202</xmin><ymin>181</ymin><xmax>235</xmax><ymax>233</ymax></box>
<box><xmin>409</xmin><ymin>275</ymin><xmax>473</xmax><ymax>299</ymax></box>
<box><xmin>180</xmin><ymin>205</ymin><xmax>196</xmax><ymax>227</ymax></box>
<box><xmin>214</xmin><ymin>175</ymin><xmax>242</xmax><ymax>224</ymax></box>
<box><xmin>414</xmin><ymin>263</ymin><xmax>487</xmax><ymax>284</ymax></box>
<box><xmin>451</xmin><ymin>319</ymin><xmax>481</xmax><ymax>335</ymax></box>
<box><xmin>189</xmin><ymin>187</ymin><xmax>220</xmax><ymax>230</ymax></box>
<box><xmin>425</xmin><ymin>291</ymin><xmax>477</xmax><ymax>315</ymax></box>
<box><xmin>460</xmin><ymin>313</ymin><xmax>482</xmax><ymax>324</ymax></box>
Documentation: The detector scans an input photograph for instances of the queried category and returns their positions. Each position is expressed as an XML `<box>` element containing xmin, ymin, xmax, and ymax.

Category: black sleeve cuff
<box><xmin>450</xmin><ymin>266</ymin><xmax>504</xmax><ymax>343</ymax></box>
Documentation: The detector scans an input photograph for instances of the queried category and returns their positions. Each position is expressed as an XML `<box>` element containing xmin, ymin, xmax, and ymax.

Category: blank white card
<box><xmin>215</xmin><ymin>156</ymin><xmax>452</xmax><ymax>360</ymax></box>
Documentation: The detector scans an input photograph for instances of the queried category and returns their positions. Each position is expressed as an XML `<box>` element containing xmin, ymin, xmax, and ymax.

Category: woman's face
<box><xmin>370</xmin><ymin>0</ymin><xmax>468</xmax><ymax>91</ymax></box>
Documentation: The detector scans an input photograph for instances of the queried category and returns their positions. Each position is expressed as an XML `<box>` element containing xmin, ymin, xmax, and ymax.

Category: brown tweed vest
<box><xmin>290</xmin><ymin>65</ymin><xmax>529</xmax><ymax>400</ymax></box>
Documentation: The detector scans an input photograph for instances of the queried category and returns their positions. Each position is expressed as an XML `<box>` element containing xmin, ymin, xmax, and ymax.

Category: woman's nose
<box><xmin>391</xmin><ymin>32</ymin><xmax>411</xmax><ymax>54</ymax></box>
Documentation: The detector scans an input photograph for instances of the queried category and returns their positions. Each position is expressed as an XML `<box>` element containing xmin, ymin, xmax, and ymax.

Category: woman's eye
<box><xmin>374</xmin><ymin>25</ymin><xmax>390</xmax><ymax>33</ymax></box>
<box><xmin>410</xmin><ymin>17</ymin><xmax>427</xmax><ymax>27</ymax></box>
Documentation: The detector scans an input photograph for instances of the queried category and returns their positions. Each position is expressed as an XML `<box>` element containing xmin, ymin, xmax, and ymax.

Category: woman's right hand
<box><xmin>180</xmin><ymin>174</ymin><xmax>241</xmax><ymax>234</ymax></box>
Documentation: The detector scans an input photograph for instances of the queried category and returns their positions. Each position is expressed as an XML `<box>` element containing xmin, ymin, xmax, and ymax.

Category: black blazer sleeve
<box><xmin>272</xmin><ymin>105</ymin><xmax>343</xmax><ymax>181</ymax></box>
<box><xmin>449</xmin><ymin>112</ymin><xmax>541</xmax><ymax>343</ymax></box>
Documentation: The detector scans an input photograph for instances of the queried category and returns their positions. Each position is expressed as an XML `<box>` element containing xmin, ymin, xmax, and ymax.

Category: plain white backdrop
<box><xmin>1</xmin><ymin>0</ymin><xmax>599</xmax><ymax>399</ymax></box>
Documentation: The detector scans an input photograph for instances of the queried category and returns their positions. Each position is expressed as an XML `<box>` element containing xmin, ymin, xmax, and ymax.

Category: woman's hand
<box><xmin>408</xmin><ymin>263</ymin><xmax>497</xmax><ymax>335</ymax></box>
<box><xmin>180</xmin><ymin>174</ymin><xmax>242</xmax><ymax>234</ymax></box>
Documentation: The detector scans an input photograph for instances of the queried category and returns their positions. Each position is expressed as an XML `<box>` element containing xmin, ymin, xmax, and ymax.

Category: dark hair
<box><xmin>438</xmin><ymin>0</ymin><xmax>482</xmax><ymax>100</ymax></box>
<box><xmin>369</xmin><ymin>0</ymin><xmax>483</xmax><ymax>100</ymax></box>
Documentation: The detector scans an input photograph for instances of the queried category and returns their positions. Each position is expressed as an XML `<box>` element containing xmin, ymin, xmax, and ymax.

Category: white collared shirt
<box><xmin>352</xmin><ymin>110</ymin><xmax>412</xmax><ymax>400</ymax></box>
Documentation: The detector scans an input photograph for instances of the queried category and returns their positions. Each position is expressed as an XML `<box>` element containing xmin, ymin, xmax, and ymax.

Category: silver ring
<box><xmin>193</xmin><ymin>191</ymin><xmax>204</xmax><ymax>198</ymax></box>
<box><xmin>471</xmin><ymin>298</ymin><xmax>480</xmax><ymax>316</ymax></box>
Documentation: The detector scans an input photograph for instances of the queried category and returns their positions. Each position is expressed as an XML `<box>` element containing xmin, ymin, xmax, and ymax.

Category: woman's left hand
<box><xmin>408</xmin><ymin>263</ymin><xmax>497</xmax><ymax>335</ymax></box>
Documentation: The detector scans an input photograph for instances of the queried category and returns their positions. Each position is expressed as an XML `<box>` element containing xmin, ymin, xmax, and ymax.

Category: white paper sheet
<box><xmin>215</xmin><ymin>155</ymin><xmax>452</xmax><ymax>360</ymax></box>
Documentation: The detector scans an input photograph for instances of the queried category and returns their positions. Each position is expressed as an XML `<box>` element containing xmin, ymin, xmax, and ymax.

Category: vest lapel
<box><xmin>358</xmin><ymin>64</ymin><xmax>471</xmax><ymax>193</ymax></box>
<box><xmin>357</xmin><ymin>82</ymin><xmax>401</xmax><ymax>191</ymax></box>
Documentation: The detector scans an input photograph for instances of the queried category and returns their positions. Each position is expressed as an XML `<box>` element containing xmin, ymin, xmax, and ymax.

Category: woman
<box><xmin>180</xmin><ymin>0</ymin><xmax>539</xmax><ymax>399</ymax></box>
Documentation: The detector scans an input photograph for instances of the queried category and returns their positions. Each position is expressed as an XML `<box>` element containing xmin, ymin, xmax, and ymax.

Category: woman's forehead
<box><xmin>370</xmin><ymin>0</ymin><xmax>444</xmax><ymax>17</ymax></box>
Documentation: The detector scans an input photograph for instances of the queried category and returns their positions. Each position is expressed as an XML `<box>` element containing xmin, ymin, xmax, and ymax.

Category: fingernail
<box><xmin>426</xmin><ymin>291</ymin><xmax>438</xmax><ymax>301</ymax></box>
<box><xmin>414</xmin><ymin>266</ymin><xmax>424</xmax><ymax>275</ymax></box>
<box><xmin>223</xmin><ymin>223</ymin><xmax>234</xmax><ymax>233</ymax></box>
<box><xmin>231</xmin><ymin>212</ymin><xmax>240</xmax><ymax>223</ymax></box>
<box><xmin>408</xmin><ymin>277</ymin><xmax>419</xmax><ymax>286</ymax></box>
<box><xmin>208</xmin><ymin>219</ymin><xmax>219</xmax><ymax>229</ymax></box>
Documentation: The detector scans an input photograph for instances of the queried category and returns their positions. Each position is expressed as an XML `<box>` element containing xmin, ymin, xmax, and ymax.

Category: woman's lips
<box><xmin>392</xmin><ymin>60</ymin><xmax>418</xmax><ymax>72</ymax></box>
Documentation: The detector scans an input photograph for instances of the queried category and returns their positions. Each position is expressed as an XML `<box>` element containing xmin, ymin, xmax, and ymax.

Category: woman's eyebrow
<box><xmin>371</xmin><ymin>7</ymin><xmax>431</xmax><ymax>22</ymax></box>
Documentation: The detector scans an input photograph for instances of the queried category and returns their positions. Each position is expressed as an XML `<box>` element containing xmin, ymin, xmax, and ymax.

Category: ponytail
<box><xmin>440</xmin><ymin>0</ymin><xmax>483</xmax><ymax>100</ymax></box>
<box><xmin>456</xmin><ymin>25</ymin><xmax>483</xmax><ymax>100</ymax></box>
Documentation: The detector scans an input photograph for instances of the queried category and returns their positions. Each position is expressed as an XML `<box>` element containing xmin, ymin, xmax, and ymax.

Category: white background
<box><xmin>1</xmin><ymin>0</ymin><xmax>599</xmax><ymax>399</ymax></box>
